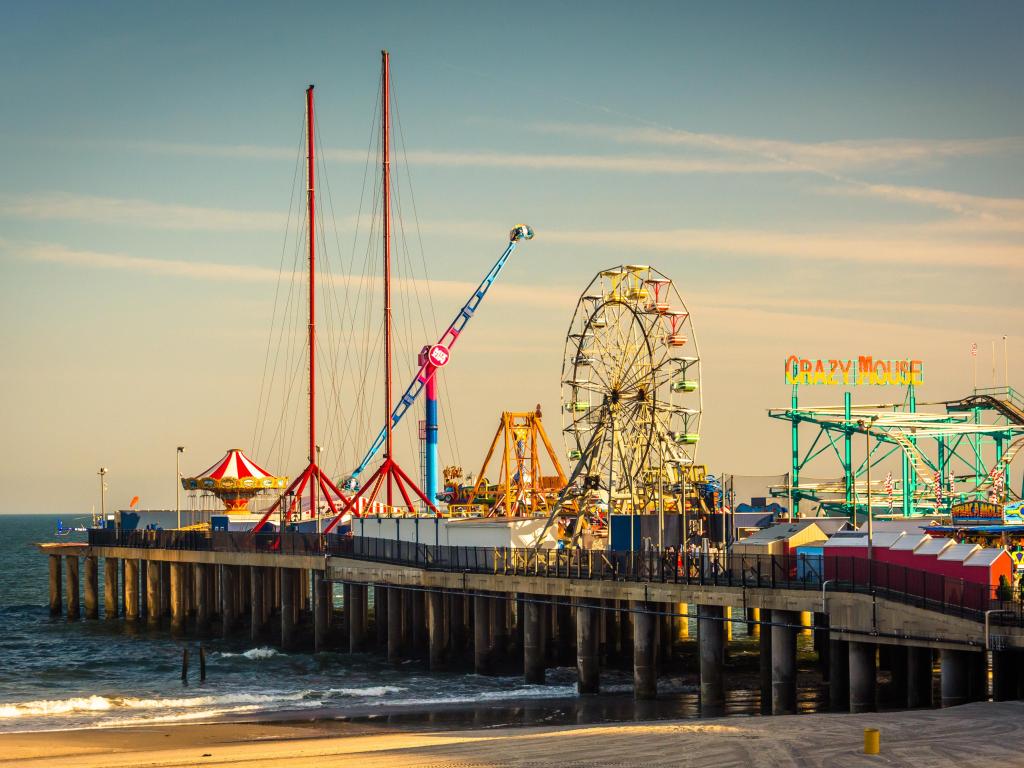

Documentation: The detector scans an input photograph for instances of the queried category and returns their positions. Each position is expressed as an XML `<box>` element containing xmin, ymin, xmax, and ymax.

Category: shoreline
<box><xmin>0</xmin><ymin>701</ymin><xmax>1021</xmax><ymax>767</ymax></box>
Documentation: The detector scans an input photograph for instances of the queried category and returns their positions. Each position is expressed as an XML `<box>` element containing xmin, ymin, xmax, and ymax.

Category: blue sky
<box><xmin>1</xmin><ymin>2</ymin><xmax>1022</xmax><ymax>513</ymax></box>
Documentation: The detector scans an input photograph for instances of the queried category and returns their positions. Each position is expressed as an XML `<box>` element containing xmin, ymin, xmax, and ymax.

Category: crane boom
<box><xmin>345</xmin><ymin>224</ymin><xmax>535</xmax><ymax>486</ymax></box>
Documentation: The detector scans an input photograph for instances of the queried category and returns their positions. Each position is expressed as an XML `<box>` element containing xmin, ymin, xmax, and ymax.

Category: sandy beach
<box><xmin>2</xmin><ymin>701</ymin><xmax>1022</xmax><ymax>767</ymax></box>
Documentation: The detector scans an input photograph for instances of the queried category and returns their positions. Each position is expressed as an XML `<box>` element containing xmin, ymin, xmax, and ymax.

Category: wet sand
<box><xmin>1</xmin><ymin>700</ymin><xmax>1021</xmax><ymax>767</ymax></box>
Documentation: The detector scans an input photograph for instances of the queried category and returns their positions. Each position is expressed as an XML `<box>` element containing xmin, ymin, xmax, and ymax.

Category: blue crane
<box><xmin>344</xmin><ymin>224</ymin><xmax>535</xmax><ymax>488</ymax></box>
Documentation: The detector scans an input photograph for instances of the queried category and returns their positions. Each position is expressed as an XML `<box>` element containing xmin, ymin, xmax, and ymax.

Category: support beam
<box><xmin>124</xmin><ymin>559</ymin><xmax>139</xmax><ymax>622</ymax></box>
<box><xmin>771</xmin><ymin>609</ymin><xmax>797</xmax><ymax>715</ymax></box>
<box><xmin>104</xmin><ymin>557</ymin><xmax>119</xmax><ymax>620</ymax></box>
<box><xmin>523</xmin><ymin>599</ymin><xmax>544</xmax><ymax>684</ymax></box>
<box><xmin>941</xmin><ymin>649</ymin><xmax>970</xmax><ymax>708</ymax></box>
<box><xmin>632</xmin><ymin>602</ymin><xmax>656</xmax><ymax>700</ymax></box>
<box><xmin>698</xmin><ymin>604</ymin><xmax>725</xmax><ymax>716</ymax></box>
<box><xmin>576</xmin><ymin>600</ymin><xmax>600</xmax><ymax>695</ymax></box>
<box><xmin>65</xmin><ymin>556</ymin><xmax>80</xmax><ymax>621</ymax></box>
<box><xmin>48</xmin><ymin>555</ymin><xmax>62</xmax><ymax>617</ymax></box>
<box><xmin>428</xmin><ymin>589</ymin><xmax>445</xmax><ymax>671</ymax></box>
<box><xmin>829</xmin><ymin>639</ymin><xmax>850</xmax><ymax>711</ymax></box>
<box><xmin>83</xmin><ymin>556</ymin><xmax>99</xmax><ymax>620</ymax></box>
<box><xmin>849</xmin><ymin>641</ymin><xmax>877</xmax><ymax>713</ymax></box>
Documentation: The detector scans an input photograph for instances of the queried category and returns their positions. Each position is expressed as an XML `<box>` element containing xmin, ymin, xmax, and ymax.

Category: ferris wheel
<box><xmin>559</xmin><ymin>265</ymin><xmax>702</xmax><ymax>513</ymax></box>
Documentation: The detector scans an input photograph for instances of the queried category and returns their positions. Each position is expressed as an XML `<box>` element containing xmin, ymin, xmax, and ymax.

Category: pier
<box><xmin>39</xmin><ymin>530</ymin><xmax>1024</xmax><ymax>716</ymax></box>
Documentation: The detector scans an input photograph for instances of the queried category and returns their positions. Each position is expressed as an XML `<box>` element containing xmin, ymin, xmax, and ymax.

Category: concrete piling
<box><xmin>523</xmin><ymin>599</ymin><xmax>544</xmax><ymax>684</ymax></box>
<box><xmin>387</xmin><ymin>587</ymin><xmax>403</xmax><ymax>663</ymax></box>
<box><xmin>759</xmin><ymin>608</ymin><xmax>772</xmax><ymax>714</ymax></box>
<box><xmin>170</xmin><ymin>562</ymin><xmax>186</xmax><ymax>633</ymax></box>
<box><xmin>849</xmin><ymin>641</ymin><xmax>877</xmax><ymax>713</ymax></box>
<box><xmin>194</xmin><ymin>564</ymin><xmax>210</xmax><ymax>633</ymax></box>
<box><xmin>83</xmin><ymin>556</ymin><xmax>98</xmax><ymax>619</ymax></box>
<box><xmin>428</xmin><ymin>590</ymin><xmax>445</xmax><ymax>671</ymax></box>
<box><xmin>313</xmin><ymin>573</ymin><xmax>329</xmax><ymax>652</ymax></box>
<box><xmin>941</xmin><ymin>649</ymin><xmax>970</xmax><ymax>707</ymax></box>
<box><xmin>280</xmin><ymin>568</ymin><xmax>296</xmax><ymax>650</ymax></box>
<box><xmin>632</xmin><ymin>602</ymin><xmax>656</xmax><ymax>700</ymax></box>
<box><xmin>576</xmin><ymin>600</ymin><xmax>600</xmax><ymax>695</ymax></box>
<box><xmin>698</xmin><ymin>604</ymin><xmax>725</xmax><ymax>716</ymax></box>
<box><xmin>906</xmin><ymin>646</ymin><xmax>933</xmax><ymax>708</ymax></box>
<box><xmin>474</xmin><ymin>593</ymin><xmax>492</xmax><ymax>675</ymax></box>
<box><xmin>771</xmin><ymin>609</ymin><xmax>797</xmax><ymax>715</ymax></box>
<box><xmin>829</xmin><ymin>639</ymin><xmax>850</xmax><ymax>711</ymax></box>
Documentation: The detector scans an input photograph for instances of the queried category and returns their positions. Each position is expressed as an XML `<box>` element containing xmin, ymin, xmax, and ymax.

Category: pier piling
<box><xmin>387</xmin><ymin>587</ymin><xmax>403</xmax><ymax>662</ymax></box>
<box><xmin>941</xmin><ymin>649</ymin><xmax>970</xmax><ymax>707</ymax></box>
<box><xmin>576</xmin><ymin>600</ymin><xmax>600</xmax><ymax>694</ymax></box>
<box><xmin>523</xmin><ymin>599</ymin><xmax>544</xmax><ymax>684</ymax></box>
<box><xmin>473</xmin><ymin>593</ymin><xmax>492</xmax><ymax>675</ymax></box>
<box><xmin>48</xmin><ymin>555</ymin><xmax>62</xmax><ymax>617</ymax></box>
<box><xmin>124</xmin><ymin>559</ymin><xmax>139</xmax><ymax>621</ymax></box>
<box><xmin>632</xmin><ymin>602</ymin><xmax>656</xmax><ymax>700</ymax></box>
<box><xmin>279</xmin><ymin>568</ymin><xmax>295</xmax><ymax>650</ymax></box>
<box><xmin>759</xmin><ymin>609</ymin><xmax>772</xmax><ymax>714</ymax></box>
<box><xmin>848</xmin><ymin>641</ymin><xmax>877</xmax><ymax>713</ymax></box>
<box><xmin>65</xmin><ymin>555</ymin><xmax>80</xmax><ymax>621</ymax></box>
<box><xmin>313</xmin><ymin>572</ymin><xmax>329</xmax><ymax>652</ymax></box>
<box><xmin>906</xmin><ymin>646</ymin><xmax>933</xmax><ymax>708</ymax></box>
<box><xmin>771</xmin><ymin>610</ymin><xmax>797</xmax><ymax>715</ymax></box>
<box><xmin>104</xmin><ymin>557</ymin><xmax>119</xmax><ymax>620</ymax></box>
<box><xmin>699</xmin><ymin>604</ymin><xmax>725</xmax><ymax>716</ymax></box>
<box><xmin>427</xmin><ymin>590</ymin><xmax>445</xmax><ymax>670</ymax></box>
<box><xmin>829</xmin><ymin>639</ymin><xmax>850</xmax><ymax>711</ymax></box>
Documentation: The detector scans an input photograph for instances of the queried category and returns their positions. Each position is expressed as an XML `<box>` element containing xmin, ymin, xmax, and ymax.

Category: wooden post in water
<box><xmin>48</xmin><ymin>555</ymin><xmax>62</xmax><ymax>617</ymax></box>
<box><xmin>124</xmin><ymin>559</ymin><xmax>139</xmax><ymax>621</ymax></box>
<box><xmin>181</xmin><ymin>647</ymin><xmax>189</xmax><ymax>685</ymax></box>
<box><xmin>83</xmin><ymin>555</ymin><xmax>99</xmax><ymax>620</ymax></box>
<box><xmin>104</xmin><ymin>557</ymin><xmax>119</xmax><ymax>620</ymax></box>
<box><xmin>199</xmin><ymin>645</ymin><xmax>207</xmax><ymax>682</ymax></box>
<box><xmin>65</xmin><ymin>555</ymin><xmax>80</xmax><ymax>621</ymax></box>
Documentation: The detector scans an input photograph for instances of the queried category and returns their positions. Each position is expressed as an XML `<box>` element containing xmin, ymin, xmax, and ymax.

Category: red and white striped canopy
<box><xmin>197</xmin><ymin>448</ymin><xmax>274</xmax><ymax>481</ymax></box>
<box><xmin>182</xmin><ymin>448</ymin><xmax>287</xmax><ymax>494</ymax></box>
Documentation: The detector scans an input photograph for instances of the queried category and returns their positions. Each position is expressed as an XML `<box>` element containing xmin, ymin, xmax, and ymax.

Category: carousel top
<box><xmin>181</xmin><ymin>448</ymin><xmax>288</xmax><ymax>493</ymax></box>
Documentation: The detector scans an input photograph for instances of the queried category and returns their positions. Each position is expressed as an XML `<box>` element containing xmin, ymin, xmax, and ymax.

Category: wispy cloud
<box><xmin>5</xmin><ymin>240</ymin><xmax>575</xmax><ymax>307</ymax></box>
<box><xmin>529</xmin><ymin>121</ymin><xmax>1024</xmax><ymax>173</ymax></box>
<box><xmin>544</xmin><ymin>226</ymin><xmax>1021</xmax><ymax>269</ymax></box>
<box><xmin>828</xmin><ymin>183</ymin><xmax>1024</xmax><ymax>227</ymax></box>
<box><xmin>121</xmin><ymin>139</ymin><xmax>787</xmax><ymax>175</ymax></box>
<box><xmin>0</xmin><ymin>193</ymin><xmax>288</xmax><ymax>231</ymax></box>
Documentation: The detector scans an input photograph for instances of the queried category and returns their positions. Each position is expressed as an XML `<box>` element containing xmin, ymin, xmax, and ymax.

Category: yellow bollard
<box><xmin>864</xmin><ymin>728</ymin><xmax>880</xmax><ymax>755</ymax></box>
<box><xmin>675</xmin><ymin>603</ymin><xmax>689</xmax><ymax>639</ymax></box>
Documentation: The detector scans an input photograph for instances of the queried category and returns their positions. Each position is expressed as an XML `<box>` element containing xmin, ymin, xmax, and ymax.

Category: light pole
<box><xmin>176</xmin><ymin>446</ymin><xmax>186</xmax><ymax>529</ymax></box>
<box><xmin>98</xmin><ymin>467</ymin><xmax>108</xmax><ymax>528</ymax></box>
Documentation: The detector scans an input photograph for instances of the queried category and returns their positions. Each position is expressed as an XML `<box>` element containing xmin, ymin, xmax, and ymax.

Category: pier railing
<box><xmin>87</xmin><ymin>529</ymin><xmax>1022</xmax><ymax>627</ymax></box>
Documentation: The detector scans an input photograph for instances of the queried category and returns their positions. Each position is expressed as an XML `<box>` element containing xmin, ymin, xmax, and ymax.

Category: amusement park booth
<box><xmin>731</xmin><ymin>519</ymin><xmax>850</xmax><ymax>557</ymax></box>
<box><xmin>352</xmin><ymin>515</ymin><xmax>560</xmax><ymax>549</ymax></box>
<box><xmin>823</xmin><ymin>531</ymin><xmax>1013</xmax><ymax>611</ymax></box>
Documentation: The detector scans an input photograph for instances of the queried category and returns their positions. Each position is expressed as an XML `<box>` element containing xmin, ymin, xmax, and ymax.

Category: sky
<box><xmin>1</xmin><ymin>1</ymin><xmax>1022</xmax><ymax>514</ymax></box>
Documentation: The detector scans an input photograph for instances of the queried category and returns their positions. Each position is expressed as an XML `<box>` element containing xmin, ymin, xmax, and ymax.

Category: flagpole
<box><xmin>972</xmin><ymin>343</ymin><xmax>977</xmax><ymax>392</ymax></box>
<box><xmin>1004</xmin><ymin>335</ymin><xmax>1009</xmax><ymax>388</ymax></box>
<box><xmin>992</xmin><ymin>340</ymin><xmax>997</xmax><ymax>387</ymax></box>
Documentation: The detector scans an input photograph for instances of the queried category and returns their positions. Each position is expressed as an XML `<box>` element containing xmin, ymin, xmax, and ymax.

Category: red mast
<box><xmin>251</xmin><ymin>85</ymin><xmax>353</xmax><ymax>535</ymax></box>
<box><xmin>382</xmin><ymin>50</ymin><xmax>393</xmax><ymax>506</ymax></box>
<box><xmin>322</xmin><ymin>50</ymin><xmax>442</xmax><ymax>534</ymax></box>
<box><xmin>307</xmin><ymin>84</ymin><xmax>318</xmax><ymax>517</ymax></box>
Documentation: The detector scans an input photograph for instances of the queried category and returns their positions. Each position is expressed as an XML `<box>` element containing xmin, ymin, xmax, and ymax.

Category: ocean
<box><xmin>0</xmin><ymin>514</ymin><xmax>823</xmax><ymax>733</ymax></box>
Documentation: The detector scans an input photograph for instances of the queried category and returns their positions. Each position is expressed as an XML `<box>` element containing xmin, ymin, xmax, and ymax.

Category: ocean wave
<box><xmin>213</xmin><ymin>647</ymin><xmax>282</xmax><ymax>660</ymax></box>
<box><xmin>323</xmin><ymin>686</ymin><xmax>405</xmax><ymax>698</ymax></box>
<box><xmin>380</xmin><ymin>684</ymin><xmax>578</xmax><ymax>708</ymax></box>
<box><xmin>0</xmin><ymin>690</ymin><xmax>318</xmax><ymax>720</ymax></box>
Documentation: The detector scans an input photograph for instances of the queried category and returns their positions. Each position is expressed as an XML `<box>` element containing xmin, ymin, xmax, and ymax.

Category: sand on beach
<box><xmin>1</xmin><ymin>701</ymin><xmax>1021</xmax><ymax>767</ymax></box>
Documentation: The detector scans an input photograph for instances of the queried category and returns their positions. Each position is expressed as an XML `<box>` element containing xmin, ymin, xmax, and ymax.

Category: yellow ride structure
<box><xmin>465</xmin><ymin>407</ymin><xmax>576</xmax><ymax>517</ymax></box>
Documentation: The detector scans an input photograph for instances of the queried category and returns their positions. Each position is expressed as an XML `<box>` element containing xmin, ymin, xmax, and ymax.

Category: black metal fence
<box><xmin>87</xmin><ymin>529</ymin><xmax>1023</xmax><ymax>626</ymax></box>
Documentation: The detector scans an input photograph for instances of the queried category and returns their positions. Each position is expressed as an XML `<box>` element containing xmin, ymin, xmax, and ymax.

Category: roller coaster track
<box><xmin>888</xmin><ymin>429</ymin><xmax>937</xmax><ymax>489</ymax></box>
<box><xmin>945</xmin><ymin>393</ymin><xmax>1024</xmax><ymax>426</ymax></box>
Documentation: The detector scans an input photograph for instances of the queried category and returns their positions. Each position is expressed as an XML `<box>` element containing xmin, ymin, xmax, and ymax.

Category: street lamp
<box><xmin>856</xmin><ymin>416</ymin><xmax>879</xmax><ymax>558</ymax></box>
<box><xmin>98</xmin><ymin>467</ymin><xmax>108</xmax><ymax>527</ymax></box>
<box><xmin>176</xmin><ymin>446</ymin><xmax>186</xmax><ymax>529</ymax></box>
